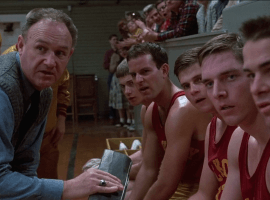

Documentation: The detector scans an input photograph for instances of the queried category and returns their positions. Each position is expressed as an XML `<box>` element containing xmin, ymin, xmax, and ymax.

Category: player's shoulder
<box><xmin>228</xmin><ymin>127</ymin><xmax>245</xmax><ymax>161</ymax></box>
<box><xmin>171</xmin><ymin>95</ymin><xmax>202</xmax><ymax>117</ymax></box>
<box><xmin>144</xmin><ymin>102</ymin><xmax>155</xmax><ymax>126</ymax></box>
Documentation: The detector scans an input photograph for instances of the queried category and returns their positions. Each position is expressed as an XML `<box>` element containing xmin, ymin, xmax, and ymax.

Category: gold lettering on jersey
<box><xmin>215</xmin><ymin>184</ymin><xmax>225</xmax><ymax>200</ymax></box>
<box><xmin>212</xmin><ymin>159</ymin><xmax>229</xmax><ymax>182</ymax></box>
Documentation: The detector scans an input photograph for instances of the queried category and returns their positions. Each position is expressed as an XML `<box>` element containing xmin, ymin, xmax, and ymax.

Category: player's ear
<box><xmin>160</xmin><ymin>63</ymin><xmax>169</xmax><ymax>77</ymax></box>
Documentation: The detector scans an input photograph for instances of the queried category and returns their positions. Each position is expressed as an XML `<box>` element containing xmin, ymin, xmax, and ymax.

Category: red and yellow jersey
<box><xmin>208</xmin><ymin>116</ymin><xmax>237</xmax><ymax>199</ymax></box>
<box><xmin>239</xmin><ymin>133</ymin><xmax>270</xmax><ymax>200</ymax></box>
<box><xmin>152</xmin><ymin>91</ymin><xmax>204</xmax><ymax>183</ymax></box>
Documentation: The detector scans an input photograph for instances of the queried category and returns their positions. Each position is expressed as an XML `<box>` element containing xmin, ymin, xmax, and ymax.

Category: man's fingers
<box><xmin>98</xmin><ymin>186</ymin><xmax>120</xmax><ymax>194</ymax></box>
<box><xmin>95</xmin><ymin>175</ymin><xmax>123</xmax><ymax>188</ymax></box>
<box><xmin>87</xmin><ymin>168</ymin><xmax>122</xmax><ymax>183</ymax></box>
<box><xmin>97</xmin><ymin>180</ymin><xmax>124</xmax><ymax>190</ymax></box>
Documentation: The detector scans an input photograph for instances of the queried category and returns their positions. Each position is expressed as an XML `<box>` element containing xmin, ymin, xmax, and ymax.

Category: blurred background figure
<box><xmin>0</xmin><ymin>33</ymin><xmax>2</xmax><ymax>54</ymax></box>
<box><xmin>212</xmin><ymin>0</ymin><xmax>241</xmax><ymax>31</ymax></box>
<box><xmin>109</xmin><ymin>46</ymin><xmax>134</xmax><ymax>129</ymax></box>
<box><xmin>127</xmin><ymin>20</ymin><xmax>143</xmax><ymax>39</ymax></box>
<box><xmin>118</xmin><ymin>19</ymin><xmax>130</xmax><ymax>39</ymax></box>
<box><xmin>196</xmin><ymin>0</ymin><xmax>218</xmax><ymax>33</ymax></box>
<box><xmin>103</xmin><ymin>34</ymin><xmax>119</xmax><ymax>123</ymax></box>
<box><xmin>143</xmin><ymin>4</ymin><xmax>156</xmax><ymax>30</ymax></box>
<box><xmin>156</xmin><ymin>0</ymin><xmax>172</xmax><ymax>23</ymax></box>
<box><xmin>144</xmin><ymin>3</ymin><xmax>168</xmax><ymax>33</ymax></box>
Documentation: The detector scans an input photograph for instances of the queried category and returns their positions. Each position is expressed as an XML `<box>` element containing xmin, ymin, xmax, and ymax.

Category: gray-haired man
<box><xmin>0</xmin><ymin>8</ymin><xmax>123</xmax><ymax>200</ymax></box>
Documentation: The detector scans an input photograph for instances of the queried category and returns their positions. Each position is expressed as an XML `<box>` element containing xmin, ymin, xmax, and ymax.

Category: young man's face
<box><xmin>109</xmin><ymin>36</ymin><xmax>118</xmax><ymax>47</ymax></box>
<box><xmin>119</xmin><ymin>74</ymin><xmax>144</xmax><ymax>106</ymax></box>
<box><xmin>157</xmin><ymin>1</ymin><xmax>171</xmax><ymax>20</ymax></box>
<box><xmin>178</xmin><ymin>62</ymin><xmax>215</xmax><ymax>113</ymax></box>
<box><xmin>128</xmin><ymin>54</ymin><xmax>166</xmax><ymax>101</ymax></box>
<box><xmin>18</xmin><ymin>19</ymin><xmax>74</xmax><ymax>91</ymax></box>
<box><xmin>145</xmin><ymin>15</ymin><xmax>154</xmax><ymax>28</ymax></box>
<box><xmin>119</xmin><ymin>48</ymin><xmax>128</xmax><ymax>58</ymax></box>
<box><xmin>243</xmin><ymin>38</ymin><xmax>270</xmax><ymax>125</ymax></box>
<box><xmin>148</xmin><ymin>9</ymin><xmax>164</xmax><ymax>25</ymax></box>
<box><xmin>201</xmin><ymin>51</ymin><xmax>258</xmax><ymax>126</ymax></box>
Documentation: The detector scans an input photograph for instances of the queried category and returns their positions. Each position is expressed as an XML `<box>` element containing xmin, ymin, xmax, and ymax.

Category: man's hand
<box><xmin>62</xmin><ymin>168</ymin><xmax>124</xmax><ymax>199</ymax></box>
<box><xmin>134</xmin><ymin>20</ymin><xmax>147</xmax><ymax>30</ymax></box>
<box><xmin>138</xmin><ymin>29</ymin><xmax>158</xmax><ymax>42</ymax></box>
<box><xmin>50</xmin><ymin>115</ymin><xmax>66</xmax><ymax>147</ymax></box>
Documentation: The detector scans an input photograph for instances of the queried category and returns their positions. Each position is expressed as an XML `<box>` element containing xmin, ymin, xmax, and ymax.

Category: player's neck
<box><xmin>154</xmin><ymin>80</ymin><xmax>181</xmax><ymax>111</ymax></box>
<box><xmin>239</xmin><ymin>112</ymin><xmax>270</xmax><ymax>145</ymax></box>
<box><xmin>215</xmin><ymin>118</ymin><xmax>228</xmax><ymax>143</ymax></box>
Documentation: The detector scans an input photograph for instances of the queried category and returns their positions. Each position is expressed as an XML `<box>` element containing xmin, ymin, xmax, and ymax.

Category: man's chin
<box><xmin>36</xmin><ymin>81</ymin><xmax>54</xmax><ymax>90</ymax></box>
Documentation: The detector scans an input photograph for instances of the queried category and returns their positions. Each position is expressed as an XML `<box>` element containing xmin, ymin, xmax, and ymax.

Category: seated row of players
<box><xmin>115</xmin><ymin>15</ymin><xmax>270</xmax><ymax>200</ymax></box>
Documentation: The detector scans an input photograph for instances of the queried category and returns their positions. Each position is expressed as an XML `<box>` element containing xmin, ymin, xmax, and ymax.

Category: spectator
<box><xmin>0</xmin><ymin>33</ymin><xmax>2</xmax><ymax>54</ymax></box>
<box><xmin>103</xmin><ymin>34</ymin><xmax>118</xmax><ymax>122</ymax></box>
<box><xmin>140</xmin><ymin>0</ymin><xmax>199</xmax><ymax>42</ymax></box>
<box><xmin>214</xmin><ymin>0</ymin><xmax>229</xmax><ymax>20</ymax></box>
<box><xmin>145</xmin><ymin>14</ymin><xmax>155</xmax><ymax>31</ymax></box>
<box><xmin>196</xmin><ymin>0</ymin><xmax>218</xmax><ymax>33</ymax></box>
<box><xmin>109</xmin><ymin>47</ymin><xmax>130</xmax><ymax>127</ymax></box>
<box><xmin>118</xmin><ymin>19</ymin><xmax>130</xmax><ymax>39</ymax></box>
<box><xmin>212</xmin><ymin>0</ymin><xmax>241</xmax><ymax>31</ymax></box>
<box><xmin>156</xmin><ymin>0</ymin><xmax>172</xmax><ymax>21</ymax></box>
<box><xmin>127</xmin><ymin>20</ymin><xmax>143</xmax><ymax>39</ymax></box>
<box><xmin>117</xmin><ymin>19</ymin><xmax>142</xmax><ymax>49</ymax></box>
<box><xmin>143</xmin><ymin>4</ymin><xmax>167</xmax><ymax>32</ymax></box>
<box><xmin>143</xmin><ymin>4</ymin><xmax>156</xmax><ymax>30</ymax></box>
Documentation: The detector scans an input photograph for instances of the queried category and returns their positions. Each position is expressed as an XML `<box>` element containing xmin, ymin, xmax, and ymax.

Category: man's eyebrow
<box><xmin>243</xmin><ymin>60</ymin><xmax>270</xmax><ymax>72</ymax></box>
<box><xmin>202</xmin><ymin>69</ymin><xmax>239</xmax><ymax>83</ymax></box>
<box><xmin>192</xmin><ymin>74</ymin><xmax>201</xmax><ymax>80</ymax></box>
<box><xmin>243</xmin><ymin>68</ymin><xmax>252</xmax><ymax>73</ymax></box>
<box><xmin>219</xmin><ymin>69</ymin><xmax>240</xmax><ymax>77</ymax></box>
<box><xmin>202</xmin><ymin>79</ymin><xmax>211</xmax><ymax>84</ymax></box>
<box><xmin>258</xmin><ymin>60</ymin><xmax>270</xmax><ymax>69</ymax></box>
<box><xmin>180</xmin><ymin>81</ymin><xmax>188</xmax><ymax>85</ymax></box>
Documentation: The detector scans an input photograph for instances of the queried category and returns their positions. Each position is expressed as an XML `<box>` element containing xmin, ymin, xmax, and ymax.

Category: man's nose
<box><xmin>135</xmin><ymin>74</ymin><xmax>143</xmax><ymax>83</ymax></box>
<box><xmin>44</xmin><ymin>52</ymin><xmax>56</xmax><ymax>68</ymax></box>
<box><xmin>125</xmin><ymin>86</ymin><xmax>131</xmax><ymax>95</ymax></box>
<box><xmin>190</xmin><ymin>83</ymin><xmax>199</xmax><ymax>96</ymax></box>
<box><xmin>213</xmin><ymin>81</ymin><xmax>227</xmax><ymax>99</ymax></box>
<box><xmin>250</xmin><ymin>74</ymin><xmax>270</xmax><ymax>97</ymax></box>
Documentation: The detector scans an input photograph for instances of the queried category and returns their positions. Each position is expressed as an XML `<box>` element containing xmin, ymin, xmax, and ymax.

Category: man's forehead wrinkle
<box><xmin>35</xmin><ymin>38</ymin><xmax>70</xmax><ymax>50</ymax></box>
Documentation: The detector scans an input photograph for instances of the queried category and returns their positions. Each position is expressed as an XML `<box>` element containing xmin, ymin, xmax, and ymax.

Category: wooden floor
<box><xmin>57</xmin><ymin>116</ymin><xmax>141</xmax><ymax>200</ymax></box>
